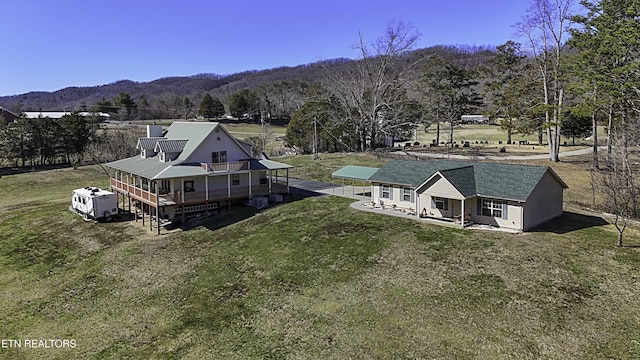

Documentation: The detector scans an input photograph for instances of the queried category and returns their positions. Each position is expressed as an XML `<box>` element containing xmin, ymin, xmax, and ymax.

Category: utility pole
<box><xmin>313</xmin><ymin>116</ymin><xmax>318</xmax><ymax>160</ymax></box>
<box><xmin>260</xmin><ymin>112</ymin><xmax>265</xmax><ymax>153</ymax></box>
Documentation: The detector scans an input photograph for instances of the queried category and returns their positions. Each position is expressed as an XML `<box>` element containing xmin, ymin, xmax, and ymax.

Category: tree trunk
<box><xmin>617</xmin><ymin>230</ymin><xmax>623</xmax><ymax>247</ymax></box>
<box><xmin>592</xmin><ymin>109</ymin><xmax>598</xmax><ymax>168</ymax></box>
<box><xmin>538</xmin><ymin>128</ymin><xmax>543</xmax><ymax>145</ymax></box>
<box><xmin>552</xmin><ymin>89</ymin><xmax>563</xmax><ymax>162</ymax></box>
<box><xmin>606</xmin><ymin>105</ymin><xmax>613</xmax><ymax>162</ymax></box>
<box><xmin>592</xmin><ymin>87</ymin><xmax>599</xmax><ymax>169</ymax></box>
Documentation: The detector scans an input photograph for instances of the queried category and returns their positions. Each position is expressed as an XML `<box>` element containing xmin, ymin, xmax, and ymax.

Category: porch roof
<box><xmin>250</xmin><ymin>159</ymin><xmax>293</xmax><ymax>170</ymax></box>
<box><xmin>332</xmin><ymin>165</ymin><xmax>379</xmax><ymax>181</ymax></box>
<box><xmin>105</xmin><ymin>157</ymin><xmax>292</xmax><ymax>180</ymax></box>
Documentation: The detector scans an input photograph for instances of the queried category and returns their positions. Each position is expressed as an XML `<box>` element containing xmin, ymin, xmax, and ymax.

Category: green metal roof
<box><xmin>332</xmin><ymin>165</ymin><xmax>380</xmax><ymax>181</ymax></box>
<box><xmin>369</xmin><ymin>159</ymin><xmax>567</xmax><ymax>202</ymax></box>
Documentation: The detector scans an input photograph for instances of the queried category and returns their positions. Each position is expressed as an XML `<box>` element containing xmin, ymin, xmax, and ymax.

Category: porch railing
<box><xmin>111</xmin><ymin>178</ymin><xmax>287</xmax><ymax>206</ymax></box>
<box><xmin>200</xmin><ymin>161</ymin><xmax>250</xmax><ymax>173</ymax></box>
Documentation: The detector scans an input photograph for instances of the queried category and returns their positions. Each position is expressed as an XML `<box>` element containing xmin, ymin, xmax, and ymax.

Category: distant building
<box><xmin>22</xmin><ymin>111</ymin><xmax>110</xmax><ymax>119</ymax></box>
<box><xmin>460</xmin><ymin>115</ymin><xmax>489</xmax><ymax>124</ymax></box>
<box><xmin>0</xmin><ymin>106</ymin><xmax>18</xmax><ymax>124</ymax></box>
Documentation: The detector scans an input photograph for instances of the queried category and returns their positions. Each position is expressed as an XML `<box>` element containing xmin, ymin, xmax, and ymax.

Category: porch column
<box><xmin>181</xmin><ymin>178</ymin><xmax>185</xmax><ymax>225</ymax></box>
<box><xmin>286</xmin><ymin>169</ymin><xmax>289</xmax><ymax>194</ymax></box>
<box><xmin>155</xmin><ymin>181</ymin><xmax>160</xmax><ymax>235</ymax></box>
<box><xmin>205</xmin><ymin>176</ymin><xmax>209</xmax><ymax>214</ymax></box>
<box><xmin>268</xmin><ymin>170</ymin><xmax>272</xmax><ymax>194</ymax></box>
<box><xmin>181</xmin><ymin>178</ymin><xmax>185</xmax><ymax>203</ymax></box>
<box><xmin>205</xmin><ymin>176</ymin><xmax>209</xmax><ymax>200</ymax></box>
<box><xmin>461</xmin><ymin>198</ymin><xmax>465</xmax><ymax>228</ymax></box>
<box><xmin>227</xmin><ymin>174</ymin><xmax>231</xmax><ymax>198</ymax></box>
<box><xmin>248</xmin><ymin>172</ymin><xmax>252</xmax><ymax>197</ymax></box>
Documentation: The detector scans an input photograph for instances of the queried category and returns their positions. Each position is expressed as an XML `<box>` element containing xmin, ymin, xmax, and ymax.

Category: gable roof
<box><xmin>0</xmin><ymin>106</ymin><xmax>18</xmax><ymax>124</ymax></box>
<box><xmin>437</xmin><ymin>166</ymin><xmax>477</xmax><ymax>197</ymax></box>
<box><xmin>105</xmin><ymin>122</ymin><xmax>293</xmax><ymax>180</ymax></box>
<box><xmin>163</xmin><ymin>122</ymin><xmax>253</xmax><ymax>161</ymax></box>
<box><xmin>155</xmin><ymin>139</ymin><xmax>188</xmax><ymax>153</ymax></box>
<box><xmin>137</xmin><ymin>137</ymin><xmax>163</xmax><ymax>150</ymax></box>
<box><xmin>369</xmin><ymin>159</ymin><xmax>567</xmax><ymax>202</ymax></box>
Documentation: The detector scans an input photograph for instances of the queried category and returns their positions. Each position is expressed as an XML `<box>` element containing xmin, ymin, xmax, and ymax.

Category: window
<box><xmin>211</xmin><ymin>151</ymin><xmax>227</xmax><ymax>163</ymax></box>
<box><xmin>482</xmin><ymin>199</ymin><xmax>503</xmax><ymax>217</ymax></box>
<box><xmin>402</xmin><ymin>187</ymin><xmax>412</xmax><ymax>202</ymax></box>
<box><xmin>381</xmin><ymin>185</ymin><xmax>391</xmax><ymax>199</ymax></box>
<box><xmin>232</xmin><ymin>174</ymin><xmax>240</xmax><ymax>186</ymax></box>
<box><xmin>433</xmin><ymin>197</ymin><xmax>448</xmax><ymax>210</ymax></box>
<box><xmin>160</xmin><ymin>180</ymin><xmax>170</xmax><ymax>194</ymax></box>
<box><xmin>184</xmin><ymin>180</ymin><xmax>195</xmax><ymax>192</ymax></box>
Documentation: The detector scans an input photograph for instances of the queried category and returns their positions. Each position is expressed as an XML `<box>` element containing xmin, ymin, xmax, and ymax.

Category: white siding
<box><xmin>372</xmin><ymin>183</ymin><xmax>416</xmax><ymax>211</ymax></box>
<box><xmin>416</xmin><ymin>174</ymin><xmax>464</xmax><ymax>219</ymax></box>
<box><xmin>419</xmin><ymin>174</ymin><xmax>464</xmax><ymax>198</ymax></box>
<box><xmin>522</xmin><ymin>171</ymin><xmax>564</xmax><ymax>230</ymax></box>
<box><xmin>185</xmin><ymin>128</ymin><xmax>249</xmax><ymax>163</ymax></box>
<box><xmin>469</xmin><ymin>198</ymin><xmax>523</xmax><ymax>230</ymax></box>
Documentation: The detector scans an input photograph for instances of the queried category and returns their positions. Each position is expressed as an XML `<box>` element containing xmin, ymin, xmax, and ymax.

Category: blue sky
<box><xmin>1</xmin><ymin>0</ymin><xmax>531</xmax><ymax>96</ymax></box>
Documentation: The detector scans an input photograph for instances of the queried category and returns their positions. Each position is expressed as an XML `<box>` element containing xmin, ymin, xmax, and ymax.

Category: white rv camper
<box><xmin>71</xmin><ymin>187</ymin><xmax>118</xmax><ymax>221</ymax></box>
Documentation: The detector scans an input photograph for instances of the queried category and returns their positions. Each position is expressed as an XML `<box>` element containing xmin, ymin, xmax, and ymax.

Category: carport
<box><xmin>331</xmin><ymin>165</ymin><xmax>379</xmax><ymax>200</ymax></box>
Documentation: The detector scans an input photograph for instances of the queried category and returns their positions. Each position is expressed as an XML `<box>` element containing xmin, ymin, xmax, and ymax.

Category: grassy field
<box><xmin>1</xmin><ymin>155</ymin><xmax>639</xmax><ymax>359</ymax></box>
<box><xmin>414</xmin><ymin>123</ymin><xmax>608</xmax><ymax>147</ymax></box>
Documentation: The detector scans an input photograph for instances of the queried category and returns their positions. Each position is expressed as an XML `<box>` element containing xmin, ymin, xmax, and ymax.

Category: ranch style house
<box><xmin>362</xmin><ymin>159</ymin><xmax>567</xmax><ymax>231</ymax></box>
<box><xmin>104</xmin><ymin>122</ymin><xmax>292</xmax><ymax>233</ymax></box>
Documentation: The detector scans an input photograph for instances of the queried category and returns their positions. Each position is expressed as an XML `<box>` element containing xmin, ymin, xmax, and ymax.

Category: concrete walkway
<box><xmin>288</xmin><ymin>178</ymin><xmax>371</xmax><ymax>200</ymax></box>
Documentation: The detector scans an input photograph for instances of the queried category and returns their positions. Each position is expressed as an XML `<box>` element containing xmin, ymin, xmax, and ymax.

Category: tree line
<box><xmin>0</xmin><ymin>113</ymin><xmax>143</xmax><ymax>170</ymax></box>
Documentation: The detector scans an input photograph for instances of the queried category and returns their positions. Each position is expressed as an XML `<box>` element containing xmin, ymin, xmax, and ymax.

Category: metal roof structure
<box><xmin>105</xmin><ymin>122</ymin><xmax>292</xmax><ymax>180</ymax></box>
<box><xmin>137</xmin><ymin>137</ymin><xmax>163</xmax><ymax>150</ymax></box>
<box><xmin>23</xmin><ymin>111</ymin><xmax>110</xmax><ymax>119</ymax></box>
<box><xmin>155</xmin><ymin>139</ymin><xmax>189</xmax><ymax>153</ymax></box>
<box><xmin>332</xmin><ymin>165</ymin><xmax>380</xmax><ymax>181</ymax></box>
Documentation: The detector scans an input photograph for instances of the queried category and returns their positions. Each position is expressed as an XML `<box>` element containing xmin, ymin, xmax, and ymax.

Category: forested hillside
<box><xmin>0</xmin><ymin>45</ymin><xmax>493</xmax><ymax>119</ymax></box>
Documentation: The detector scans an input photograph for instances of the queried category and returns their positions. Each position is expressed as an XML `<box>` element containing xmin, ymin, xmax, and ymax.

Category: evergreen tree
<box><xmin>199</xmin><ymin>93</ymin><xmax>224</xmax><ymax>119</ymax></box>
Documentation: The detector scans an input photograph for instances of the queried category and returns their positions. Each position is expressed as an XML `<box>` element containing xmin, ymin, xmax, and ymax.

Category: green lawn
<box><xmin>1</xmin><ymin>159</ymin><xmax>639</xmax><ymax>359</ymax></box>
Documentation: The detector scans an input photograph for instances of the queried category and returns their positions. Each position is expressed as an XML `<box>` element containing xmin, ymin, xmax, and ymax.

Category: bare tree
<box><xmin>323</xmin><ymin>20</ymin><xmax>422</xmax><ymax>150</ymax></box>
<box><xmin>598</xmin><ymin>134</ymin><xmax>636</xmax><ymax>246</ymax></box>
<box><xmin>515</xmin><ymin>0</ymin><xmax>575</xmax><ymax>161</ymax></box>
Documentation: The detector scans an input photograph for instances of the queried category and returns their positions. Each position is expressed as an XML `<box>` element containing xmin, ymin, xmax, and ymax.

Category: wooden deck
<box><xmin>110</xmin><ymin>178</ymin><xmax>288</xmax><ymax>207</ymax></box>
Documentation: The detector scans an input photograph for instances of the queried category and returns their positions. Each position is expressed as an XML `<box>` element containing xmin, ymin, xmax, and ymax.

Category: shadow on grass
<box><xmin>182</xmin><ymin>192</ymin><xmax>311</xmax><ymax>232</ymax></box>
<box><xmin>530</xmin><ymin>211</ymin><xmax>609</xmax><ymax>234</ymax></box>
